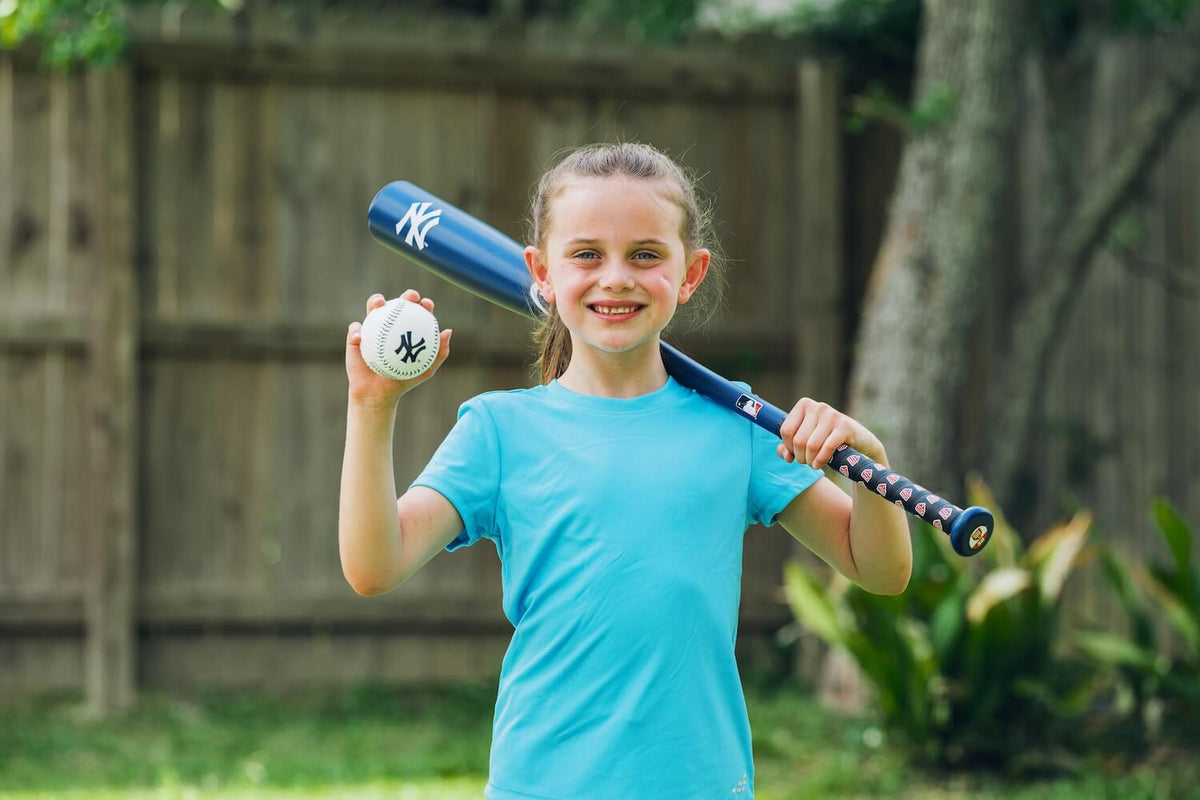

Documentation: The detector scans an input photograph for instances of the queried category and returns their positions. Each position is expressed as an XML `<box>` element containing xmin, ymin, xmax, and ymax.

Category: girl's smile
<box><xmin>589</xmin><ymin>300</ymin><xmax>645</xmax><ymax>322</ymax></box>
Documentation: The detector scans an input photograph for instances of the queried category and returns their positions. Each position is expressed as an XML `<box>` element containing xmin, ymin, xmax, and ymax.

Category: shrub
<box><xmin>782</xmin><ymin>480</ymin><xmax>1099</xmax><ymax>770</ymax></box>
<box><xmin>1076</xmin><ymin>499</ymin><xmax>1200</xmax><ymax>742</ymax></box>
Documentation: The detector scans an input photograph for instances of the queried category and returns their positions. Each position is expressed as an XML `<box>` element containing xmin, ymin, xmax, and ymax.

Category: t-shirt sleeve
<box><xmin>743</xmin><ymin>388</ymin><xmax>823</xmax><ymax>528</ymax></box>
<box><xmin>409</xmin><ymin>397</ymin><xmax>501</xmax><ymax>552</ymax></box>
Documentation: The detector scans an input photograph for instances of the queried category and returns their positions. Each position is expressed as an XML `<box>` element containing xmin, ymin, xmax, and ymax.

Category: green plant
<box><xmin>1076</xmin><ymin>499</ymin><xmax>1200</xmax><ymax>740</ymax></box>
<box><xmin>783</xmin><ymin>480</ymin><xmax>1099</xmax><ymax>770</ymax></box>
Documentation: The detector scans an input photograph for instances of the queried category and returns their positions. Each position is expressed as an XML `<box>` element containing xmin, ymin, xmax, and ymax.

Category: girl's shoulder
<box><xmin>456</xmin><ymin>383</ymin><xmax>552</xmax><ymax>418</ymax></box>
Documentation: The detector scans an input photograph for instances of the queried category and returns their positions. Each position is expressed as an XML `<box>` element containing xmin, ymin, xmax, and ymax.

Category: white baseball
<box><xmin>359</xmin><ymin>297</ymin><xmax>440</xmax><ymax>381</ymax></box>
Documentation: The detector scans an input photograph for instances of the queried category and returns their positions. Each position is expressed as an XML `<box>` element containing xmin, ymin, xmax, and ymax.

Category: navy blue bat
<box><xmin>368</xmin><ymin>181</ymin><xmax>993</xmax><ymax>557</ymax></box>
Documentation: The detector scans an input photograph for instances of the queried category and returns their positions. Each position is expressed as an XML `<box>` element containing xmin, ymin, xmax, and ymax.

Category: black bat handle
<box><xmin>662</xmin><ymin>345</ymin><xmax>993</xmax><ymax>557</ymax></box>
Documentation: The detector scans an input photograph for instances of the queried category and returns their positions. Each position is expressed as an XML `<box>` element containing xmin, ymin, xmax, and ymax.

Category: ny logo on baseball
<box><xmin>394</xmin><ymin>331</ymin><xmax>427</xmax><ymax>363</ymax></box>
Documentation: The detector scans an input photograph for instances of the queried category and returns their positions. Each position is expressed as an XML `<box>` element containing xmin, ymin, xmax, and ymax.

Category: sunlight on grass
<box><xmin>0</xmin><ymin>777</ymin><xmax>487</xmax><ymax>800</ymax></box>
<box><xmin>3</xmin><ymin>682</ymin><xmax>1197</xmax><ymax>800</ymax></box>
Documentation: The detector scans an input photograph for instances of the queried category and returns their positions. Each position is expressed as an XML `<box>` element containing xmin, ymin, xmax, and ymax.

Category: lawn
<box><xmin>2</xmin><ymin>680</ymin><xmax>1195</xmax><ymax>799</ymax></box>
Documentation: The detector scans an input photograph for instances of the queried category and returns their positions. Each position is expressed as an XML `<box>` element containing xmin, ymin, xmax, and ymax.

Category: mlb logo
<box><xmin>735</xmin><ymin>394</ymin><xmax>763</xmax><ymax>419</ymax></box>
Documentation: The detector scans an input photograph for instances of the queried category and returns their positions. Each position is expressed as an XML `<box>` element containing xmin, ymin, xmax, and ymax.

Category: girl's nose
<box><xmin>597</xmin><ymin>258</ymin><xmax>636</xmax><ymax>291</ymax></box>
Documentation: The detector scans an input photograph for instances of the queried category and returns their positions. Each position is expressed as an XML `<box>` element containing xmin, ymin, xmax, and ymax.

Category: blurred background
<box><xmin>0</xmin><ymin>0</ymin><xmax>1197</xmax><ymax>797</ymax></box>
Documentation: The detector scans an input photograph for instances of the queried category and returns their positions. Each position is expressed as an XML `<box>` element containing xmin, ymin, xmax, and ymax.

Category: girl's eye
<box><xmin>632</xmin><ymin>251</ymin><xmax>660</xmax><ymax>262</ymax></box>
<box><xmin>572</xmin><ymin>250</ymin><xmax>600</xmax><ymax>261</ymax></box>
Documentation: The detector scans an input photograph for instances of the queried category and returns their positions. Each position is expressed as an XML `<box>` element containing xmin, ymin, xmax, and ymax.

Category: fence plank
<box><xmin>0</xmin><ymin>56</ymin><xmax>13</xmax><ymax>594</ymax></box>
<box><xmin>795</xmin><ymin>59</ymin><xmax>844</xmax><ymax>406</ymax></box>
<box><xmin>84</xmin><ymin>68</ymin><xmax>138</xmax><ymax>714</ymax></box>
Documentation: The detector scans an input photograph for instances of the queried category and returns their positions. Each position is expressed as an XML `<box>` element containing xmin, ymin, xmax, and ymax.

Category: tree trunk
<box><xmin>846</xmin><ymin>0</ymin><xmax>1023</xmax><ymax>495</ymax></box>
<box><xmin>820</xmin><ymin>0</ymin><xmax>1023</xmax><ymax>715</ymax></box>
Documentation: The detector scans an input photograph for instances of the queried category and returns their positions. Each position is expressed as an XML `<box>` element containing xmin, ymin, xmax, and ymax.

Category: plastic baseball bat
<box><xmin>367</xmin><ymin>181</ymin><xmax>994</xmax><ymax>557</ymax></box>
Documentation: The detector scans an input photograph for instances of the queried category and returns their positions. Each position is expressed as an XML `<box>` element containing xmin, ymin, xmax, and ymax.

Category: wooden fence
<box><xmin>2</xmin><ymin>8</ymin><xmax>1197</xmax><ymax>708</ymax></box>
<box><xmin>0</xmin><ymin>7</ymin><xmax>845</xmax><ymax>707</ymax></box>
<box><xmin>1001</xmin><ymin>40</ymin><xmax>1200</xmax><ymax>622</ymax></box>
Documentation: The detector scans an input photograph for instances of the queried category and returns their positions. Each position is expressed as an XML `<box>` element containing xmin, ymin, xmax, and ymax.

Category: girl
<box><xmin>340</xmin><ymin>143</ymin><xmax>911</xmax><ymax>800</ymax></box>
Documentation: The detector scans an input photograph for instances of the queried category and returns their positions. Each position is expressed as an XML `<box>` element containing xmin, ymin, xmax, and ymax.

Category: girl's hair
<box><xmin>529</xmin><ymin>142</ymin><xmax>725</xmax><ymax>384</ymax></box>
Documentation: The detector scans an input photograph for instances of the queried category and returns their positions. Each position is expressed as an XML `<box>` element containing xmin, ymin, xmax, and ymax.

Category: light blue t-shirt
<box><xmin>411</xmin><ymin>376</ymin><xmax>822</xmax><ymax>800</ymax></box>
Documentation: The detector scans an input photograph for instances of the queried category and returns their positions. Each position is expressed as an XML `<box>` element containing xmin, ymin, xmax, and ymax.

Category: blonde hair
<box><xmin>529</xmin><ymin>142</ymin><xmax>725</xmax><ymax>384</ymax></box>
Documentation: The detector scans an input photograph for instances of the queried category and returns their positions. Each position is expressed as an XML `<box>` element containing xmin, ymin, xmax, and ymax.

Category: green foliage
<box><xmin>543</xmin><ymin>0</ymin><xmax>702</xmax><ymax>41</ymax></box>
<box><xmin>704</xmin><ymin>0</ymin><xmax>921</xmax><ymax>68</ymax></box>
<box><xmin>1076</xmin><ymin>499</ymin><xmax>1200</xmax><ymax>739</ymax></box>
<box><xmin>1103</xmin><ymin>0</ymin><xmax>1199</xmax><ymax>31</ymax></box>
<box><xmin>0</xmin><ymin>0</ymin><xmax>130</xmax><ymax>66</ymax></box>
<box><xmin>1036</xmin><ymin>0</ymin><xmax>1200</xmax><ymax>55</ymax></box>
<box><xmin>846</xmin><ymin>80</ymin><xmax>957</xmax><ymax>135</ymax></box>
<box><xmin>783</xmin><ymin>481</ymin><xmax>1100</xmax><ymax>770</ymax></box>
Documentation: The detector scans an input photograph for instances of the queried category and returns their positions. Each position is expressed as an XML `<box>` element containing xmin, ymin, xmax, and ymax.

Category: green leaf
<box><xmin>782</xmin><ymin>561</ymin><xmax>848</xmax><ymax>648</ymax></box>
<box><xmin>1100</xmin><ymin>549</ymin><xmax>1156</xmax><ymax>648</ymax></box>
<box><xmin>928</xmin><ymin>581</ymin><xmax>967</xmax><ymax>661</ymax></box>
<box><xmin>1153</xmin><ymin>498</ymin><xmax>1195</xmax><ymax>600</ymax></box>
<box><xmin>1075</xmin><ymin>631</ymin><xmax>1159</xmax><ymax>671</ymax></box>
<box><xmin>966</xmin><ymin>567</ymin><xmax>1032</xmax><ymax>624</ymax></box>
<box><xmin>1027</xmin><ymin>511</ymin><xmax>1091</xmax><ymax>603</ymax></box>
<box><xmin>1139</xmin><ymin>572</ymin><xmax>1200</xmax><ymax>656</ymax></box>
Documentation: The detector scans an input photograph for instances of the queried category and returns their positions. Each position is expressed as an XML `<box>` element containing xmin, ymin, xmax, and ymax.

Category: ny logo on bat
<box><xmin>396</xmin><ymin>201</ymin><xmax>443</xmax><ymax>251</ymax></box>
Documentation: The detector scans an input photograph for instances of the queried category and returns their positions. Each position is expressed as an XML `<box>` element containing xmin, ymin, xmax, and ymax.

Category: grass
<box><xmin>2</xmin><ymin>679</ymin><xmax>1197</xmax><ymax>800</ymax></box>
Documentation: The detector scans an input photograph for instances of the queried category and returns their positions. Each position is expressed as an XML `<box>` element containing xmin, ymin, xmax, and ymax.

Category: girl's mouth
<box><xmin>589</xmin><ymin>303</ymin><xmax>644</xmax><ymax>321</ymax></box>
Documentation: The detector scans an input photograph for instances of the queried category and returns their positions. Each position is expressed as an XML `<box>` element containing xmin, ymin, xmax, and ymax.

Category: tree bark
<box><xmin>847</xmin><ymin>0</ymin><xmax>1024</xmax><ymax>495</ymax></box>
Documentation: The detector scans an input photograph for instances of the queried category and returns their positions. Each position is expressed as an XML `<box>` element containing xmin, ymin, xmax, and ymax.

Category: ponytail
<box><xmin>534</xmin><ymin>307</ymin><xmax>572</xmax><ymax>384</ymax></box>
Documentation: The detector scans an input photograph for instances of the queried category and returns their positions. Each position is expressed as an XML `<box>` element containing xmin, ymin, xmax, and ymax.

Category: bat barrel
<box><xmin>367</xmin><ymin>181</ymin><xmax>541</xmax><ymax>320</ymax></box>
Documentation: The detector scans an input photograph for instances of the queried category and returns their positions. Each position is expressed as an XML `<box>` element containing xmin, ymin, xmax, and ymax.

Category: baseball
<box><xmin>359</xmin><ymin>297</ymin><xmax>440</xmax><ymax>381</ymax></box>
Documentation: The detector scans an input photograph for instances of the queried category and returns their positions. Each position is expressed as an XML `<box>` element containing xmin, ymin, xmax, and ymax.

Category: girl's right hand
<box><xmin>346</xmin><ymin>290</ymin><xmax>453</xmax><ymax>409</ymax></box>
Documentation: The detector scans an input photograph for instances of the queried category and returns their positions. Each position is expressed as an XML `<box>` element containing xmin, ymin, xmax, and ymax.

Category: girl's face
<box><xmin>526</xmin><ymin>176</ymin><xmax>709</xmax><ymax>362</ymax></box>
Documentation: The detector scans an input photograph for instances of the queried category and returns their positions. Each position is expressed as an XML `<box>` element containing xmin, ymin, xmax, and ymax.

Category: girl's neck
<box><xmin>556</xmin><ymin>342</ymin><xmax>669</xmax><ymax>399</ymax></box>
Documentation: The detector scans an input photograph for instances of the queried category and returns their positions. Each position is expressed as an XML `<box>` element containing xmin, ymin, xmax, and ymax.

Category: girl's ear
<box><xmin>678</xmin><ymin>248</ymin><xmax>711</xmax><ymax>304</ymax></box>
<box><xmin>525</xmin><ymin>246</ymin><xmax>555</xmax><ymax>303</ymax></box>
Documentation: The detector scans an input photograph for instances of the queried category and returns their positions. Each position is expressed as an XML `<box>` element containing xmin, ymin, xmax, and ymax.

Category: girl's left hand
<box><xmin>777</xmin><ymin>398</ymin><xmax>887</xmax><ymax>470</ymax></box>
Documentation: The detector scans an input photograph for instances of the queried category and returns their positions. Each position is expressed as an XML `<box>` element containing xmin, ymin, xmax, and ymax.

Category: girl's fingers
<box><xmin>792</xmin><ymin>403</ymin><xmax>823</xmax><ymax>462</ymax></box>
<box><xmin>435</xmin><ymin>329</ymin><xmax>452</xmax><ymax>365</ymax></box>
<box><xmin>365</xmin><ymin>291</ymin><xmax>435</xmax><ymax>315</ymax></box>
<box><xmin>802</xmin><ymin>418</ymin><xmax>833</xmax><ymax>467</ymax></box>
<box><xmin>779</xmin><ymin>398</ymin><xmax>815</xmax><ymax>460</ymax></box>
<box><xmin>366</xmin><ymin>293</ymin><xmax>387</xmax><ymax>314</ymax></box>
<box><xmin>811</xmin><ymin>423</ymin><xmax>850</xmax><ymax>470</ymax></box>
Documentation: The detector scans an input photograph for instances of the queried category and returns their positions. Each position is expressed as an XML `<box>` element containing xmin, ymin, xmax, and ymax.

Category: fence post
<box><xmin>795</xmin><ymin>57</ymin><xmax>845</xmax><ymax>408</ymax></box>
<box><xmin>791</xmin><ymin>57</ymin><xmax>852</xmax><ymax>689</ymax></box>
<box><xmin>85</xmin><ymin>66</ymin><xmax>138</xmax><ymax>714</ymax></box>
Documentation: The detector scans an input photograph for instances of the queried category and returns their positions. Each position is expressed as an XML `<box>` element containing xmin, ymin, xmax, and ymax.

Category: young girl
<box><xmin>340</xmin><ymin>143</ymin><xmax>911</xmax><ymax>800</ymax></box>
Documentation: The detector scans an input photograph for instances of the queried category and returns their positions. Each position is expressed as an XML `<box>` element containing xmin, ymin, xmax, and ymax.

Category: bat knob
<box><xmin>949</xmin><ymin>506</ymin><xmax>994</xmax><ymax>557</ymax></box>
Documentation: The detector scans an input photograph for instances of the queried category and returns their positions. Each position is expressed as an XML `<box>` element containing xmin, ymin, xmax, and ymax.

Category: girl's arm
<box><xmin>773</xmin><ymin>399</ymin><xmax>913</xmax><ymax>595</ymax></box>
<box><xmin>338</xmin><ymin>291</ymin><xmax>457</xmax><ymax>596</ymax></box>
